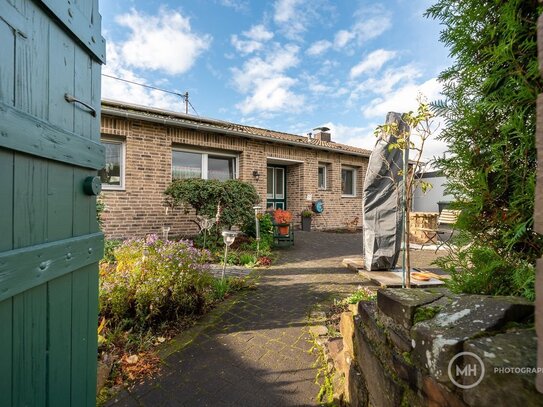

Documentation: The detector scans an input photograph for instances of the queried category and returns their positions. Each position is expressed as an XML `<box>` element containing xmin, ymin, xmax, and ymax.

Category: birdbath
<box><xmin>221</xmin><ymin>230</ymin><xmax>238</xmax><ymax>280</ymax></box>
<box><xmin>253</xmin><ymin>206</ymin><xmax>262</xmax><ymax>256</ymax></box>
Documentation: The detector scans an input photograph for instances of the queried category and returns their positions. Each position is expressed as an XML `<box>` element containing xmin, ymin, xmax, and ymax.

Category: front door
<box><xmin>267</xmin><ymin>166</ymin><xmax>286</xmax><ymax>210</ymax></box>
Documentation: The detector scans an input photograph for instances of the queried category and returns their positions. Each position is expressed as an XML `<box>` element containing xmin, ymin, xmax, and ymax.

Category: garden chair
<box><xmin>417</xmin><ymin>209</ymin><xmax>460</xmax><ymax>252</ymax></box>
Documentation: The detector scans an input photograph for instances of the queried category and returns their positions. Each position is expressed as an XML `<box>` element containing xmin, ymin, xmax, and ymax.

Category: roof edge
<box><xmin>100</xmin><ymin>100</ymin><xmax>372</xmax><ymax>158</ymax></box>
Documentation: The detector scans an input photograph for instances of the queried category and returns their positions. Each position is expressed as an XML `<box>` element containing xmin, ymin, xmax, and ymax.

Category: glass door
<box><xmin>266</xmin><ymin>166</ymin><xmax>286</xmax><ymax>210</ymax></box>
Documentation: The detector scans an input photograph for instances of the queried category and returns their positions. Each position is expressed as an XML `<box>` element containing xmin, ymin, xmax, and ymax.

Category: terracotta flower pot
<box><xmin>278</xmin><ymin>225</ymin><xmax>289</xmax><ymax>235</ymax></box>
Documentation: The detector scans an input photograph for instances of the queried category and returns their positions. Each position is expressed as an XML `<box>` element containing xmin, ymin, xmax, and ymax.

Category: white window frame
<box><xmin>341</xmin><ymin>166</ymin><xmax>357</xmax><ymax>197</ymax></box>
<box><xmin>172</xmin><ymin>147</ymin><xmax>239</xmax><ymax>180</ymax></box>
<box><xmin>101</xmin><ymin>138</ymin><xmax>125</xmax><ymax>191</ymax></box>
<box><xmin>318</xmin><ymin>164</ymin><xmax>327</xmax><ymax>190</ymax></box>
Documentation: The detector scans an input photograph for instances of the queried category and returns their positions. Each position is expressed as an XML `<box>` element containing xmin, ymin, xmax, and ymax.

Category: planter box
<box><xmin>301</xmin><ymin>217</ymin><xmax>312</xmax><ymax>232</ymax></box>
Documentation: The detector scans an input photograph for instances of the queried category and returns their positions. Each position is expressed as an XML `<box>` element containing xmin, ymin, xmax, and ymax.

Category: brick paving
<box><xmin>106</xmin><ymin>232</ymin><xmax>441</xmax><ymax>407</ymax></box>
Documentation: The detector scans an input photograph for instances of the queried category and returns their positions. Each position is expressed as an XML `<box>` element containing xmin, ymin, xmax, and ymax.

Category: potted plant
<box><xmin>301</xmin><ymin>209</ymin><xmax>313</xmax><ymax>232</ymax></box>
<box><xmin>273</xmin><ymin>209</ymin><xmax>293</xmax><ymax>235</ymax></box>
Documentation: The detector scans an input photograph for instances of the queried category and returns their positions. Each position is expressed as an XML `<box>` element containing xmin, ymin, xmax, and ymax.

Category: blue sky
<box><xmin>100</xmin><ymin>0</ymin><xmax>450</xmax><ymax>158</ymax></box>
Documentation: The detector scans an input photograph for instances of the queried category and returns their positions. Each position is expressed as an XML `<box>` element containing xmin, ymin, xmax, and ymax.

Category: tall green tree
<box><xmin>426</xmin><ymin>0</ymin><xmax>543</xmax><ymax>299</ymax></box>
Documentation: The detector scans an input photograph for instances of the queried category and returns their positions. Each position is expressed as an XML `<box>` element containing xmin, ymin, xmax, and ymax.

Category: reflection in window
<box><xmin>267</xmin><ymin>167</ymin><xmax>274</xmax><ymax>198</ymax></box>
<box><xmin>318</xmin><ymin>165</ymin><xmax>327</xmax><ymax>189</ymax></box>
<box><xmin>99</xmin><ymin>140</ymin><xmax>124</xmax><ymax>188</ymax></box>
<box><xmin>172</xmin><ymin>151</ymin><xmax>202</xmax><ymax>179</ymax></box>
<box><xmin>208</xmin><ymin>156</ymin><xmax>235</xmax><ymax>181</ymax></box>
<box><xmin>342</xmin><ymin>168</ymin><xmax>355</xmax><ymax>196</ymax></box>
<box><xmin>172</xmin><ymin>150</ymin><xmax>236</xmax><ymax>180</ymax></box>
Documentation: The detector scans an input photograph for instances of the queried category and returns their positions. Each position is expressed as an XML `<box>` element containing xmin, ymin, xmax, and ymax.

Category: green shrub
<box><xmin>238</xmin><ymin>253</ymin><xmax>257</xmax><ymax>266</ymax></box>
<box><xmin>99</xmin><ymin>234</ymin><xmax>213</xmax><ymax>331</ymax></box>
<box><xmin>164</xmin><ymin>178</ymin><xmax>259</xmax><ymax>230</ymax></box>
<box><xmin>102</xmin><ymin>239</ymin><xmax>121</xmax><ymax>264</ymax></box>
<box><xmin>426</xmin><ymin>0</ymin><xmax>543</xmax><ymax>298</ymax></box>
<box><xmin>243</xmin><ymin>213</ymin><xmax>274</xmax><ymax>251</ymax></box>
<box><xmin>210</xmin><ymin>277</ymin><xmax>248</xmax><ymax>301</ymax></box>
<box><xmin>437</xmin><ymin>246</ymin><xmax>535</xmax><ymax>301</ymax></box>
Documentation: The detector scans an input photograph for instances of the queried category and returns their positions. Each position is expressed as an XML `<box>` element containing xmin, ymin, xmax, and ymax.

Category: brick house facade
<box><xmin>99</xmin><ymin>100</ymin><xmax>371</xmax><ymax>239</ymax></box>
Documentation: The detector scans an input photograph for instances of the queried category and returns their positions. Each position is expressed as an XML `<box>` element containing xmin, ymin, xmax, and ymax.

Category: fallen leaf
<box><xmin>126</xmin><ymin>355</ymin><xmax>139</xmax><ymax>365</ymax></box>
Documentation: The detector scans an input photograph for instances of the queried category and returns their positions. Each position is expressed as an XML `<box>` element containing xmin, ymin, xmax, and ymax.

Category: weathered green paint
<box><xmin>0</xmin><ymin>0</ymin><xmax>104</xmax><ymax>405</ymax></box>
<box><xmin>41</xmin><ymin>0</ymin><xmax>106</xmax><ymax>63</ymax></box>
<box><xmin>0</xmin><ymin>149</ymin><xmax>14</xmax><ymax>252</ymax></box>
<box><xmin>47</xmin><ymin>273</ymin><xmax>73</xmax><ymax>407</ymax></box>
<box><xmin>0</xmin><ymin>232</ymin><xmax>104</xmax><ymax>302</ymax></box>
<box><xmin>0</xmin><ymin>102</ymin><xmax>105</xmax><ymax>169</ymax></box>
<box><xmin>0</xmin><ymin>299</ymin><xmax>13</xmax><ymax>407</ymax></box>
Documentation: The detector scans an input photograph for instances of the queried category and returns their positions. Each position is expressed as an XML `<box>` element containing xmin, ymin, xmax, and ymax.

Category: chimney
<box><xmin>313</xmin><ymin>126</ymin><xmax>331</xmax><ymax>142</ymax></box>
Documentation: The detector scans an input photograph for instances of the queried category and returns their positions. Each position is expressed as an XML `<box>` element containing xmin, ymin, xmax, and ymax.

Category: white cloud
<box><xmin>115</xmin><ymin>7</ymin><xmax>211</xmax><ymax>75</ymax></box>
<box><xmin>350</xmin><ymin>49</ymin><xmax>396</xmax><ymax>79</ymax></box>
<box><xmin>274</xmin><ymin>0</ymin><xmax>302</xmax><ymax>23</ymax></box>
<box><xmin>231</xmin><ymin>44</ymin><xmax>304</xmax><ymax>114</ymax></box>
<box><xmin>351</xmin><ymin>14</ymin><xmax>391</xmax><ymax>44</ymax></box>
<box><xmin>231</xmin><ymin>24</ymin><xmax>274</xmax><ymax>54</ymax></box>
<box><xmin>217</xmin><ymin>0</ymin><xmax>249</xmax><ymax>12</ymax></box>
<box><xmin>318</xmin><ymin>122</ymin><xmax>378</xmax><ymax>150</ymax></box>
<box><xmin>334</xmin><ymin>30</ymin><xmax>356</xmax><ymax>49</ymax></box>
<box><xmin>237</xmin><ymin>76</ymin><xmax>305</xmax><ymax>114</ymax></box>
<box><xmin>362</xmin><ymin>77</ymin><xmax>442</xmax><ymax>118</ymax></box>
<box><xmin>245</xmin><ymin>25</ymin><xmax>274</xmax><ymax>41</ymax></box>
<box><xmin>333</xmin><ymin>5</ymin><xmax>391</xmax><ymax>50</ymax></box>
<box><xmin>349</xmin><ymin>64</ymin><xmax>422</xmax><ymax>103</ymax></box>
<box><xmin>306</xmin><ymin>40</ymin><xmax>332</xmax><ymax>56</ymax></box>
<box><xmin>102</xmin><ymin>41</ymin><xmax>182</xmax><ymax>111</ymax></box>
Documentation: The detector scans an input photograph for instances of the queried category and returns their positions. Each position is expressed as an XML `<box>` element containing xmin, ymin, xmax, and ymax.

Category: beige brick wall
<box><xmin>99</xmin><ymin>114</ymin><xmax>369</xmax><ymax>239</ymax></box>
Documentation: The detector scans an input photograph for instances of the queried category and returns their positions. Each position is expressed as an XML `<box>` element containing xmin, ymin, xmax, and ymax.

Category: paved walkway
<box><xmin>107</xmin><ymin>232</ymin><xmax>440</xmax><ymax>407</ymax></box>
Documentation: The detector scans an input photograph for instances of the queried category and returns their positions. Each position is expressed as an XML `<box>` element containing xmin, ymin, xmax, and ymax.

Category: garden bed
<box><xmin>97</xmin><ymin>234</ymin><xmax>263</xmax><ymax>403</ymax></box>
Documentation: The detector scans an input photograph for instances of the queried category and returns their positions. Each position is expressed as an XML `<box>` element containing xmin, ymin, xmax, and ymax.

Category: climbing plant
<box><xmin>426</xmin><ymin>0</ymin><xmax>543</xmax><ymax>299</ymax></box>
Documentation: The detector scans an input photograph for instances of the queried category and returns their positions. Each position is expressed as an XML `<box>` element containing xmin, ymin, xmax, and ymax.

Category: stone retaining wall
<box><xmin>335</xmin><ymin>288</ymin><xmax>542</xmax><ymax>406</ymax></box>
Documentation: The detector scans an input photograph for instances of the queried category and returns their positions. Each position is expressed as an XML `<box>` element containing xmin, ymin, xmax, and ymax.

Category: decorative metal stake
<box><xmin>221</xmin><ymin>231</ymin><xmax>238</xmax><ymax>280</ymax></box>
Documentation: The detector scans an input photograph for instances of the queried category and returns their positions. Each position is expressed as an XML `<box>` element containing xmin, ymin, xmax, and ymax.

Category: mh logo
<box><xmin>448</xmin><ymin>351</ymin><xmax>485</xmax><ymax>389</ymax></box>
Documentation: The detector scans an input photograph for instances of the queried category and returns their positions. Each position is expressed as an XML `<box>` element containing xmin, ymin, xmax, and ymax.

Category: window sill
<box><xmin>102</xmin><ymin>186</ymin><xmax>125</xmax><ymax>192</ymax></box>
<box><xmin>341</xmin><ymin>194</ymin><xmax>356</xmax><ymax>198</ymax></box>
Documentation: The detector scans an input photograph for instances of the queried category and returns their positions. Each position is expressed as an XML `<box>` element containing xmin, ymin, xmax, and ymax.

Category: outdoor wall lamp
<box><xmin>252</xmin><ymin>170</ymin><xmax>261</xmax><ymax>181</ymax></box>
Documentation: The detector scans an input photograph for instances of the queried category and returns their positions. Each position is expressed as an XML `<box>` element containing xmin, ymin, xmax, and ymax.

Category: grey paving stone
<box><xmin>107</xmin><ymin>232</ymin><xmax>443</xmax><ymax>406</ymax></box>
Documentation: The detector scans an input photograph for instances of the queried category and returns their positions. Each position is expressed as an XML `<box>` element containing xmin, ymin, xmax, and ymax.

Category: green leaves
<box><xmin>164</xmin><ymin>178</ymin><xmax>260</xmax><ymax>230</ymax></box>
<box><xmin>427</xmin><ymin>0</ymin><xmax>543</xmax><ymax>298</ymax></box>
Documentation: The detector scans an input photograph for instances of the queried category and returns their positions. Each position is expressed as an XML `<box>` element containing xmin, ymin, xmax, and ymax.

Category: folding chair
<box><xmin>418</xmin><ymin>209</ymin><xmax>460</xmax><ymax>252</ymax></box>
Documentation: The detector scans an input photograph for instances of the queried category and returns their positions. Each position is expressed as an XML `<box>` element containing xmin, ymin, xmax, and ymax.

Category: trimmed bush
<box><xmin>164</xmin><ymin>178</ymin><xmax>260</xmax><ymax>230</ymax></box>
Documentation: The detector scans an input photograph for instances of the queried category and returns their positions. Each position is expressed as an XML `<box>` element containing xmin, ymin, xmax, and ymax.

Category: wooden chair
<box><xmin>417</xmin><ymin>209</ymin><xmax>460</xmax><ymax>252</ymax></box>
<box><xmin>272</xmin><ymin>223</ymin><xmax>294</xmax><ymax>247</ymax></box>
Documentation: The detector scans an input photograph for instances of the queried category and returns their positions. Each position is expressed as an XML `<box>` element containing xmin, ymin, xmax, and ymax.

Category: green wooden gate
<box><xmin>0</xmin><ymin>0</ymin><xmax>105</xmax><ymax>405</ymax></box>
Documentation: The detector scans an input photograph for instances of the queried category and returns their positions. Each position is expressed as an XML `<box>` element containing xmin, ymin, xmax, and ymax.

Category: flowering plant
<box><xmin>273</xmin><ymin>208</ymin><xmax>293</xmax><ymax>224</ymax></box>
<box><xmin>99</xmin><ymin>234</ymin><xmax>212</xmax><ymax>330</ymax></box>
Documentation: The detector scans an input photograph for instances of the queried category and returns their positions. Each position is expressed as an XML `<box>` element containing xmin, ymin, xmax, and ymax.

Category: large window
<box><xmin>172</xmin><ymin>149</ymin><xmax>237</xmax><ymax>180</ymax></box>
<box><xmin>318</xmin><ymin>164</ymin><xmax>327</xmax><ymax>190</ymax></box>
<box><xmin>99</xmin><ymin>139</ymin><xmax>124</xmax><ymax>189</ymax></box>
<box><xmin>341</xmin><ymin>167</ymin><xmax>356</xmax><ymax>196</ymax></box>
